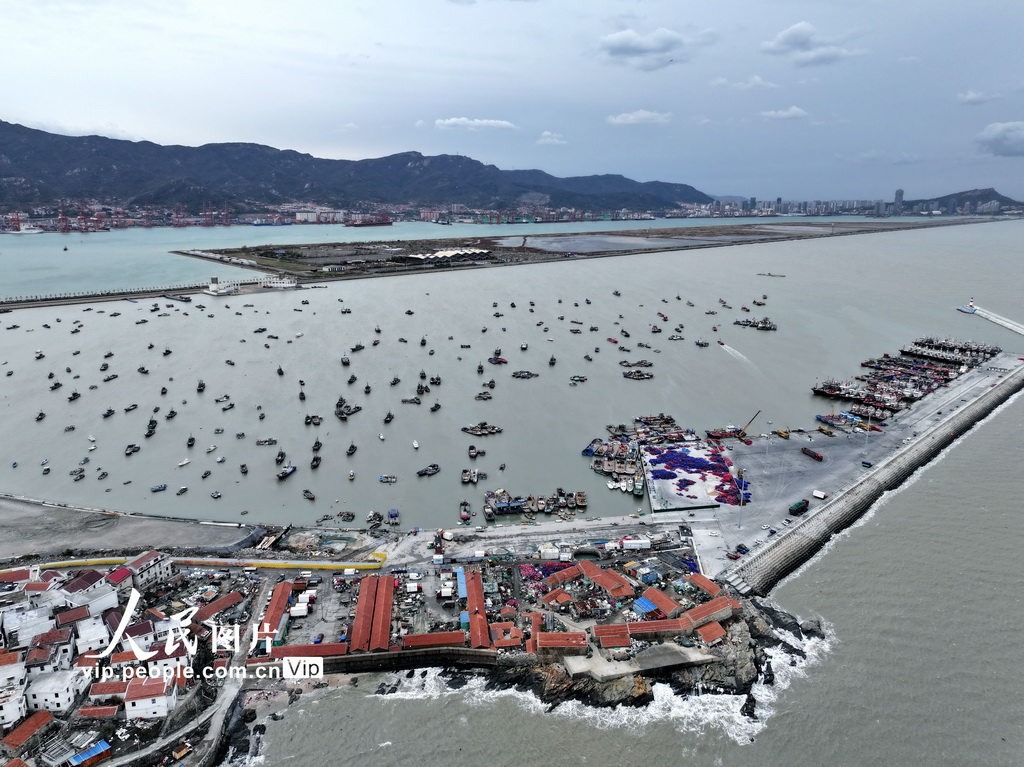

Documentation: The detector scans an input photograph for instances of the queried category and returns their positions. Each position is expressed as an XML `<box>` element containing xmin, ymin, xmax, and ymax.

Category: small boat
<box><xmin>349</xmin><ymin>470</ymin><xmax>355</xmax><ymax>480</ymax></box>
<box><xmin>197</xmin><ymin>380</ymin><xmax>205</xmax><ymax>393</ymax></box>
<box><xmin>202</xmin><ymin>470</ymin><xmax>211</xmax><ymax>479</ymax></box>
<box><xmin>216</xmin><ymin>456</ymin><xmax>225</xmax><ymax>463</ymax></box>
<box><xmin>384</xmin><ymin>411</ymin><xmax>394</xmax><ymax>424</ymax></box>
<box><xmin>347</xmin><ymin>443</ymin><xmax>357</xmax><ymax>456</ymax></box>
<box><xmin>303</xmin><ymin>489</ymin><xmax>315</xmax><ymax>501</ymax></box>
<box><xmin>207</xmin><ymin>445</ymin><xmax>217</xmax><ymax>453</ymax></box>
<box><xmin>276</xmin><ymin>464</ymin><xmax>296</xmax><ymax>480</ymax></box>
<box><xmin>178</xmin><ymin>458</ymin><xmax>190</xmax><ymax>467</ymax></box>
<box><xmin>240</xmin><ymin>464</ymin><xmax>248</xmax><ymax>475</ymax></box>
<box><xmin>412</xmin><ymin>440</ymin><xmax>419</xmax><ymax>449</ymax></box>
<box><xmin>957</xmin><ymin>298</ymin><xmax>977</xmax><ymax>314</ymax></box>
<box><xmin>416</xmin><ymin>463</ymin><xmax>440</xmax><ymax>476</ymax></box>
<box><xmin>310</xmin><ymin>455</ymin><xmax>321</xmax><ymax>469</ymax></box>
<box><xmin>151</xmin><ymin>484</ymin><xmax>167</xmax><ymax>492</ymax></box>
<box><xmin>276</xmin><ymin>450</ymin><xmax>285</xmax><ymax>464</ymax></box>
<box><xmin>35</xmin><ymin>411</ymin><xmax>45</xmax><ymax>421</ymax></box>
<box><xmin>379</xmin><ymin>433</ymin><xmax>385</xmax><ymax>441</ymax></box>
<box><xmin>125</xmin><ymin>403</ymin><xmax>138</xmax><ymax>413</ymax></box>
<box><xmin>210</xmin><ymin>491</ymin><xmax>222</xmax><ymax>499</ymax></box>
<box><xmin>176</xmin><ymin>486</ymin><xmax>188</xmax><ymax>496</ymax></box>
<box><xmin>430</xmin><ymin>402</ymin><xmax>441</xmax><ymax>412</ymax></box>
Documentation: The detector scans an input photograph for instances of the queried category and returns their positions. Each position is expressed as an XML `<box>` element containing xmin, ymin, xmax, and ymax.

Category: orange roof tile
<box><xmin>76</xmin><ymin>705</ymin><xmax>120</xmax><ymax>719</ymax></box>
<box><xmin>1</xmin><ymin>711</ymin><xmax>53</xmax><ymax>749</ymax></box>
<box><xmin>685</xmin><ymin>574</ymin><xmax>722</xmax><ymax>598</ymax></box>
<box><xmin>402</xmin><ymin>631</ymin><xmax>466</xmax><ymax>649</ymax></box>
<box><xmin>696</xmin><ymin>621</ymin><xmax>726</xmax><ymax>644</ymax></box>
<box><xmin>270</xmin><ymin>643</ymin><xmax>349</xmax><ymax>658</ymax></box>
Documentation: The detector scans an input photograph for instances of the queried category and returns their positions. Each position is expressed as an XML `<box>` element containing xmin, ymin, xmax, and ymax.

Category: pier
<box><xmin>718</xmin><ymin>355</ymin><xmax>1024</xmax><ymax>595</ymax></box>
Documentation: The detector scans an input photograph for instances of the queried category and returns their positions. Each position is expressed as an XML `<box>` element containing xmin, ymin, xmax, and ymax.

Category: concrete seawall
<box><xmin>719</xmin><ymin>361</ymin><xmax>1024</xmax><ymax>596</ymax></box>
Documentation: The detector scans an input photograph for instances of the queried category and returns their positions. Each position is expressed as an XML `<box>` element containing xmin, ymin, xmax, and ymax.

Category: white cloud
<box><xmin>537</xmin><ymin>131</ymin><xmax>566</xmax><ymax>145</ymax></box>
<box><xmin>760</xmin><ymin>106</ymin><xmax>808</xmax><ymax>121</ymax></box>
<box><xmin>710</xmin><ymin>74</ymin><xmax>778</xmax><ymax>90</ymax></box>
<box><xmin>606</xmin><ymin>110</ymin><xmax>672</xmax><ymax>125</ymax></box>
<box><xmin>957</xmin><ymin>89</ymin><xmax>998</xmax><ymax>105</ymax></box>
<box><xmin>414</xmin><ymin>119</ymin><xmax>426</xmax><ymax>128</ymax></box>
<box><xmin>761</xmin><ymin>22</ymin><xmax>866</xmax><ymax>67</ymax></box>
<box><xmin>599</xmin><ymin>27</ymin><xmax>716</xmax><ymax>72</ymax></box>
<box><xmin>434</xmin><ymin>117</ymin><xmax>518</xmax><ymax>130</ymax></box>
<box><xmin>976</xmin><ymin>122</ymin><xmax>1024</xmax><ymax>157</ymax></box>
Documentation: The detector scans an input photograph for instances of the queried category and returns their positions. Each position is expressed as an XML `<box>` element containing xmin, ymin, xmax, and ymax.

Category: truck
<box><xmin>812</xmin><ymin>490</ymin><xmax>829</xmax><ymax>500</ymax></box>
<box><xmin>801</xmin><ymin>447</ymin><xmax>823</xmax><ymax>461</ymax></box>
<box><xmin>788</xmin><ymin>499</ymin><xmax>810</xmax><ymax>516</ymax></box>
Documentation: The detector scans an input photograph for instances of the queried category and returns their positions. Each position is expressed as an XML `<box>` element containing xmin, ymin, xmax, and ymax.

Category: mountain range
<box><xmin>0</xmin><ymin>120</ymin><xmax>713</xmax><ymax>212</ymax></box>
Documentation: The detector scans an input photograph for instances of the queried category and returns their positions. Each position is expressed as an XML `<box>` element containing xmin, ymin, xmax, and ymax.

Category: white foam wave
<box><xmin>363</xmin><ymin>624</ymin><xmax>833</xmax><ymax>746</ymax></box>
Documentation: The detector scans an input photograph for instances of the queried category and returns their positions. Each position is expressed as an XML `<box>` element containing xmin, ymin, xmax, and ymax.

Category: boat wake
<box><xmin>720</xmin><ymin>343</ymin><xmax>757</xmax><ymax>368</ymax></box>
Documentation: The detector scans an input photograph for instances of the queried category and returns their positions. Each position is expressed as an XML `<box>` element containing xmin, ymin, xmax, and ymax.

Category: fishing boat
<box><xmin>151</xmin><ymin>484</ymin><xmax>167</xmax><ymax>492</ymax></box>
<box><xmin>459</xmin><ymin>500</ymin><xmax>471</xmax><ymax>521</ymax></box>
<box><xmin>412</xmin><ymin>440</ymin><xmax>419</xmax><ymax>449</ymax></box>
<box><xmin>275</xmin><ymin>450</ymin><xmax>285</xmax><ymax>464</ymax></box>
<box><xmin>378</xmin><ymin>474</ymin><xmax>397</xmax><ymax>483</ymax></box>
<box><xmin>416</xmin><ymin>463</ymin><xmax>440</xmax><ymax>476</ymax></box>
<box><xmin>388</xmin><ymin>508</ymin><xmax>400</xmax><ymax>525</ymax></box>
<box><xmin>202</xmin><ymin>470</ymin><xmax>211</xmax><ymax>479</ymax></box>
<box><xmin>378</xmin><ymin>433</ymin><xmax>385</xmax><ymax>441</ymax></box>
<box><xmin>957</xmin><ymin>298</ymin><xmax>977</xmax><ymax>314</ymax></box>
<box><xmin>206</xmin><ymin>445</ymin><xmax>217</xmax><ymax>453</ymax></box>
<box><xmin>310</xmin><ymin>455</ymin><xmax>321</xmax><ymax>469</ymax></box>
<box><xmin>346</xmin><ymin>443</ymin><xmax>357</xmax><ymax>456</ymax></box>
<box><xmin>210</xmin><ymin>491</ymin><xmax>222</xmax><ymax>499</ymax></box>
<box><xmin>177</xmin><ymin>459</ymin><xmax>190</xmax><ymax>467</ymax></box>
<box><xmin>349</xmin><ymin>470</ymin><xmax>355</xmax><ymax>480</ymax></box>
<box><xmin>276</xmin><ymin>464</ymin><xmax>296</xmax><ymax>480</ymax></box>
<box><xmin>303</xmin><ymin>489</ymin><xmax>315</xmax><ymax>501</ymax></box>
<box><xmin>240</xmin><ymin>464</ymin><xmax>248</xmax><ymax>474</ymax></box>
<box><xmin>176</xmin><ymin>486</ymin><xmax>188</xmax><ymax>496</ymax></box>
<box><xmin>384</xmin><ymin>411</ymin><xmax>394</xmax><ymax>423</ymax></box>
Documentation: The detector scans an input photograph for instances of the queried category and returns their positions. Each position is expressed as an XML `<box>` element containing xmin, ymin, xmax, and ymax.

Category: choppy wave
<box><xmin>361</xmin><ymin>615</ymin><xmax>833</xmax><ymax>746</ymax></box>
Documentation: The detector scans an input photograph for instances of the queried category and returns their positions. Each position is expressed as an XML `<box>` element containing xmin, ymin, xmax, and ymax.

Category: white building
<box><xmin>124</xmin><ymin>551</ymin><xmax>174</xmax><ymax>593</ymax></box>
<box><xmin>25</xmin><ymin>669</ymin><xmax>89</xmax><ymax>714</ymax></box>
<box><xmin>0</xmin><ymin>684</ymin><xmax>26</xmax><ymax>729</ymax></box>
<box><xmin>124</xmin><ymin>677</ymin><xmax>177</xmax><ymax>720</ymax></box>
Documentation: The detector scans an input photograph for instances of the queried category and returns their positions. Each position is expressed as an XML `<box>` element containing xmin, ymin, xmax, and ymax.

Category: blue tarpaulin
<box><xmin>70</xmin><ymin>740</ymin><xmax>111</xmax><ymax>765</ymax></box>
<box><xmin>454</xmin><ymin>567</ymin><xmax>468</xmax><ymax>599</ymax></box>
<box><xmin>633</xmin><ymin>597</ymin><xmax>658</xmax><ymax>614</ymax></box>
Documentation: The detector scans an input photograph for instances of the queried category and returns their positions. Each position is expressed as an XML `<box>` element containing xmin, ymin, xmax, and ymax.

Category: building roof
<box><xmin>76</xmin><ymin>705</ymin><xmax>120</xmax><ymax>719</ymax></box>
<box><xmin>348</xmin><ymin>575</ymin><xmax>378</xmax><ymax>652</ymax></box>
<box><xmin>75</xmin><ymin>655</ymin><xmax>99</xmax><ymax>669</ymax></box>
<box><xmin>31</xmin><ymin>628</ymin><xmax>72</xmax><ymax>648</ymax></box>
<box><xmin>685</xmin><ymin>574</ymin><xmax>722</xmax><ymax>598</ymax></box>
<box><xmin>259</xmin><ymin>582</ymin><xmax>293</xmax><ymax>643</ymax></box>
<box><xmin>63</xmin><ymin>570</ymin><xmax>104</xmax><ymax>593</ymax></box>
<box><xmin>41</xmin><ymin>571</ymin><xmax>63</xmax><ymax>582</ymax></box>
<box><xmin>578</xmin><ymin>560</ymin><xmax>634</xmax><ymax>599</ymax></box>
<box><xmin>696</xmin><ymin>621</ymin><xmax>727</xmax><ymax>644</ymax></box>
<box><xmin>194</xmin><ymin>591</ymin><xmax>243</xmax><ymax>624</ymax></box>
<box><xmin>369</xmin><ymin>576</ymin><xmax>395</xmax><ymax>653</ymax></box>
<box><xmin>104</xmin><ymin>567</ymin><xmax>132</xmax><ymax>585</ymax></box>
<box><xmin>1</xmin><ymin>710</ymin><xmax>53</xmax><ymax>749</ymax></box>
<box><xmin>401</xmin><ymin>631</ymin><xmax>466</xmax><ymax>649</ymax></box>
<box><xmin>465</xmin><ymin>570</ymin><xmax>490</xmax><ymax>650</ymax></box>
<box><xmin>3</xmin><ymin>758</ymin><xmax>31</xmax><ymax>767</ymax></box>
<box><xmin>89</xmin><ymin>681</ymin><xmax>130</xmax><ymax>697</ymax></box>
<box><xmin>0</xmin><ymin>652</ymin><xmax>22</xmax><ymax>667</ymax></box>
<box><xmin>124</xmin><ymin>677</ymin><xmax>168</xmax><ymax>702</ymax></box>
<box><xmin>682</xmin><ymin>595</ymin><xmax>741</xmax><ymax>629</ymax></box>
<box><xmin>0</xmin><ymin>569</ymin><xmax>31</xmax><ymax>584</ymax></box>
<box><xmin>123</xmin><ymin>620</ymin><xmax>154</xmax><ymax>639</ymax></box>
<box><xmin>124</xmin><ymin>551</ymin><xmax>162</xmax><ymax>571</ymax></box>
<box><xmin>598</xmin><ymin>635</ymin><xmax>632</xmax><ymax>649</ymax></box>
<box><xmin>23</xmin><ymin>582</ymin><xmax>53</xmax><ymax>593</ymax></box>
<box><xmin>541</xmin><ymin>588</ymin><xmax>574</xmax><ymax>606</ymax></box>
<box><xmin>543</xmin><ymin>565</ymin><xmax>581</xmax><ymax>588</ymax></box>
<box><xmin>640</xmin><ymin>587</ymin><xmax>682</xmax><ymax>617</ymax></box>
<box><xmin>535</xmin><ymin>632</ymin><xmax>588</xmax><ymax>649</ymax></box>
<box><xmin>54</xmin><ymin>606</ymin><xmax>91</xmax><ymax>628</ymax></box>
<box><xmin>270</xmin><ymin>643</ymin><xmax>349</xmax><ymax>658</ymax></box>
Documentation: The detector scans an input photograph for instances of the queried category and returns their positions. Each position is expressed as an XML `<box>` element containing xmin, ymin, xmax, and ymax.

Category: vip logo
<box><xmin>281</xmin><ymin>658</ymin><xmax>323</xmax><ymax>679</ymax></box>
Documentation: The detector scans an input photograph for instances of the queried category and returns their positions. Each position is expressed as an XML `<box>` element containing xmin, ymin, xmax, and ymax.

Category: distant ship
<box><xmin>0</xmin><ymin>225</ymin><xmax>45</xmax><ymax>235</ymax></box>
<box><xmin>956</xmin><ymin>298</ymin><xmax>977</xmax><ymax>314</ymax></box>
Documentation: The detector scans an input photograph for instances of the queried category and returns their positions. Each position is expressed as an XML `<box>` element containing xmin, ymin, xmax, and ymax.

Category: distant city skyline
<box><xmin>5</xmin><ymin>1</ymin><xmax>1023</xmax><ymax>200</ymax></box>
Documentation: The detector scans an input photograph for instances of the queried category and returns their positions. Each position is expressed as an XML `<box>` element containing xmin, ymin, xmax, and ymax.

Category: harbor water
<box><xmin>0</xmin><ymin>219</ymin><xmax>1022</xmax><ymax>764</ymax></box>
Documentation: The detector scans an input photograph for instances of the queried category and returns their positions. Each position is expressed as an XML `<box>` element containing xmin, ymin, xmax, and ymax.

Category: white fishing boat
<box><xmin>412</xmin><ymin>440</ymin><xmax>419</xmax><ymax>449</ymax></box>
<box><xmin>178</xmin><ymin>459</ymin><xmax>190</xmax><ymax>467</ymax></box>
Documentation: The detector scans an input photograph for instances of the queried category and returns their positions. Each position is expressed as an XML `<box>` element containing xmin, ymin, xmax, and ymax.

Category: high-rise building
<box><xmin>894</xmin><ymin>189</ymin><xmax>904</xmax><ymax>216</ymax></box>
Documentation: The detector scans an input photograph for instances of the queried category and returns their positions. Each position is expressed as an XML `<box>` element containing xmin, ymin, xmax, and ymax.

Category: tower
<box><xmin>894</xmin><ymin>189</ymin><xmax>904</xmax><ymax>216</ymax></box>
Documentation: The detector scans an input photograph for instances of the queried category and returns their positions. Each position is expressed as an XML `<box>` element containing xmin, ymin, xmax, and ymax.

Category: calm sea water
<box><xmin>1</xmin><ymin>219</ymin><xmax>1022</xmax><ymax>764</ymax></box>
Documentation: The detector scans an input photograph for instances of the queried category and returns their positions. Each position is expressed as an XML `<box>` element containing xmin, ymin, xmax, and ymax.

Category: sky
<box><xmin>7</xmin><ymin>0</ymin><xmax>1024</xmax><ymax>201</ymax></box>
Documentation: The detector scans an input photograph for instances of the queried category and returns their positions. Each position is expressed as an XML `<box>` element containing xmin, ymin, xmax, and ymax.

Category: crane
<box><xmin>737</xmin><ymin>409</ymin><xmax>761</xmax><ymax>438</ymax></box>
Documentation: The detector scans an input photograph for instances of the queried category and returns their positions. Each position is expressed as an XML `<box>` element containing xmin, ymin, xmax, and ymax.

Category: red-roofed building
<box><xmin>88</xmin><ymin>681</ymin><xmax>129</xmax><ymax>702</ymax></box>
<box><xmin>103</xmin><ymin>567</ymin><xmax>133</xmax><ymax>595</ymax></box>
<box><xmin>76</xmin><ymin>705</ymin><xmax>120</xmax><ymax>719</ymax></box>
<box><xmin>541</xmin><ymin>588</ymin><xmax>574</xmax><ymax>607</ymax></box>
<box><xmin>0</xmin><ymin>570</ymin><xmax>30</xmax><ymax>585</ymax></box>
<box><xmin>465</xmin><ymin>570</ymin><xmax>490</xmax><ymax>650</ymax></box>
<box><xmin>681</xmin><ymin>596</ymin><xmax>741</xmax><ymax>631</ymax></box>
<box><xmin>534</xmin><ymin>632</ymin><xmax>589</xmax><ymax>659</ymax></box>
<box><xmin>124</xmin><ymin>676</ymin><xmax>176</xmax><ymax>720</ymax></box>
<box><xmin>54</xmin><ymin>606</ymin><xmax>90</xmax><ymax>629</ymax></box>
<box><xmin>640</xmin><ymin>587</ymin><xmax>685</xmax><ymax>619</ymax></box>
<box><xmin>348</xmin><ymin>576</ymin><xmax>378</xmax><ymax>653</ymax></box>
<box><xmin>0</xmin><ymin>710</ymin><xmax>54</xmax><ymax>756</ymax></box>
<box><xmin>578</xmin><ymin>560</ymin><xmax>635</xmax><ymax>600</ymax></box>
<box><xmin>543</xmin><ymin>565</ymin><xmax>581</xmax><ymax>589</ymax></box>
<box><xmin>194</xmin><ymin>591</ymin><xmax>243</xmax><ymax>624</ymax></box>
<box><xmin>119</xmin><ymin>620</ymin><xmax>156</xmax><ymax>653</ymax></box>
<box><xmin>0</xmin><ymin>652</ymin><xmax>26</xmax><ymax>690</ymax></box>
<box><xmin>3</xmin><ymin>757</ymin><xmax>31</xmax><ymax>767</ymax></box>
<box><xmin>489</xmin><ymin>622</ymin><xmax>524</xmax><ymax>649</ymax></box>
<box><xmin>623</xmin><ymin>618</ymin><xmax>689</xmax><ymax>639</ymax></box>
<box><xmin>26</xmin><ymin>629</ymin><xmax>74</xmax><ymax>677</ymax></box>
<box><xmin>685</xmin><ymin>574</ymin><xmax>722</xmax><ymax>599</ymax></box>
<box><xmin>258</xmin><ymin>582</ymin><xmax>294</xmax><ymax>648</ymax></box>
<box><xmin>75</xmin><ymin>655</ymin><xmax>98</xmax><ymax>670</ymax></box>
<box><xmin>401</xmin><ymin>631</ymin><xmax>466</xmax><ymax>650</ymax></box>
<box><xmin>369</xmin><ymin>577</ymin><xmax>394</xmax><ymax>653</ymax></box>
<box><xmin>696</xmin><ymin>621</ymin><xmax>727</xmax><ymax>645</ymax></box>
<box><xmin>62</xmin><ymin>570</ymin><xmax>104</xmax><ymax>595</ymax></box>
<box><xmin>40</xmin><ymin>571</ymin><xmax>63</xmax><ymax>583</ymax></box>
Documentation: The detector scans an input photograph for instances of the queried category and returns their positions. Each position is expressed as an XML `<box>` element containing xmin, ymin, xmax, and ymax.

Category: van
<box><xmin>812</xmin><ymin>490</ymin><xmax>828</xmax><ymax>500</ymax></box>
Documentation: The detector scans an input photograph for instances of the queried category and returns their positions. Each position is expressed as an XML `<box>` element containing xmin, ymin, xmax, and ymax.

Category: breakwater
<box><xmin>719</xmin><ymin>360</ymin><xmax>1024</xmax><ymax>596</ymax></box>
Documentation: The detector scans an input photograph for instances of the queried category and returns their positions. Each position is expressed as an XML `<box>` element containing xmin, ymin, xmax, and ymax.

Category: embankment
<box><xmin>720</xmin><ymin>362</ymin><xmax>1024</xmax><ymax>596</ymax></box>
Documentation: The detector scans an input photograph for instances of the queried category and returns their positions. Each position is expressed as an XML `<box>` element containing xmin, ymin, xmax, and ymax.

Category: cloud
<box><xmin>761</xmin><ymin>22</ymin><xmax>866</xmax><ymax>66</ymax></box>
<box><xmin>760</xmin><ymin>106</ymin><xmax>808</xmax><ymax>121</ymax></box>
<box><xmin>599</xmin><ymin>27</ymin><xmax>716</xmax><ymax>71</ymax></box>
<box><xmin>434</xmin><ymin>117</ymin><xmax>518</xmax><ymax>130</ymax></box>
<box><xmin>710</xmin><ymin>74</ymin><xmax>778</xmax><ymax>90</ymax></box>
<box><xmin>606</xmin><ymin>110</ymin><xmax>672</xmax><ymax>125</ymax></box>
<box><xmin>537</xmin><ymin>131</ymin><xmax>566</xmax><ymax>145</ymax></box>
<box><xmin>957</xmin><ymin>89</ymin><xmax>998</xmax><ymax>105</ymax></box>
<box><xmin>976</xmin><ymin>122</ymin><xmax>1024</xmax><ymax>157</ymax></box>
